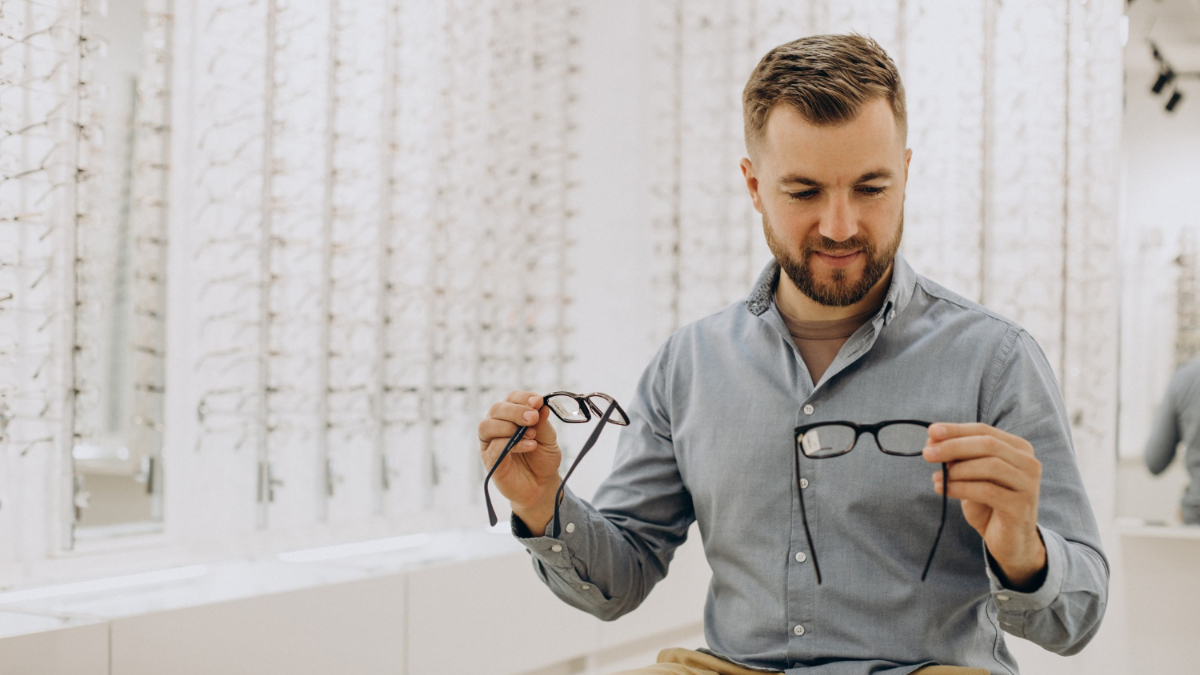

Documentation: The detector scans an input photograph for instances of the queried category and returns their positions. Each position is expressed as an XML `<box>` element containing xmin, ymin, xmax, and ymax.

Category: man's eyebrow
<box><xmin>777</xmin><ymin>169</ymin><xmax>895</xmax><ymax>187</ymax></box>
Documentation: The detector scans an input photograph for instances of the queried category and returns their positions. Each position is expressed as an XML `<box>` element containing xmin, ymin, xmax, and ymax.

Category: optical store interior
<box><xmin>1</xmin><ymin>0</ymin><xmax>1199</xmax><ymax>673</ymax></box>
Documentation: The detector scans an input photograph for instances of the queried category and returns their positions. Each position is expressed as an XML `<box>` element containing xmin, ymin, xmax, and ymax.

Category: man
<box><xmin>478</xmin><ymin>35</ymin><xmax>1107</xmax><ymax>675</ymax></box>
<box><xmin>1145</xmin><ymin>358</ymin><xmax>1200</xmax><ymax>524</ymax></box>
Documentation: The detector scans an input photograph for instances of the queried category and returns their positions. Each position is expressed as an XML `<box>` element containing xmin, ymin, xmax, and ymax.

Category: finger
<box><xmin>923</xmin><ymin>434</ymin><xmax>1037</xmax><ymax>470</ymax></box>
<box><xmin>532</xmin><ymin>404</ymin><xmax>559</xmax><ymax>446</ymax></box>
<box><xmin>506</xmin><ymin>390</ymin><xmax>542</xmax><ymax>406</ymax></box>
<box><xmin>489</xmin><ymin>400</ymin><xmax>542</xmax><ymax>428</ymax></box>
<box><xmin>934</xmin><ymin>478</ymin><xmax>1032</xmax><ymax>515</ymax></box>
<box><xmin>478</xmin><ymin>418</ymin><xmax>535</xmax><ymax>445</ymax></box>
<box><xmin>481</xmin><ymin>429</ymin><xmax>530</xmax><ymax>469</ymax></box>
<box><xmin>928</xmin><ymin>422</ymin><xmax>1030</xmax><ymax>452</ymax></box>
<box><xmin>932</xmin><ymin>456</ymin><xmax>1031</xmax><ymax>493</ymax></box>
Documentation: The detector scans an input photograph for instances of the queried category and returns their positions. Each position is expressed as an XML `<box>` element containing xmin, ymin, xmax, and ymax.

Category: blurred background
<box><xmin>0</xmin><ymin>0</ymin><xmax>1196</xmax><ymax>673</ymax></box>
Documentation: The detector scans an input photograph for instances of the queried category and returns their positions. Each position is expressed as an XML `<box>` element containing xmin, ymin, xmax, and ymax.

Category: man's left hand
<box><xmin>923</xmin><ymin>422</ymin><xmax>1047</xmax><ymax>590</ymax></box>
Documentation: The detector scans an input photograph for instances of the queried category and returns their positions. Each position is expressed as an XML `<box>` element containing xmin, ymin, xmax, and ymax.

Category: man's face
<box><xmin>740</xmin><ymin>99</ymin><xmax>912</xmax><ymax>307</ymax></box>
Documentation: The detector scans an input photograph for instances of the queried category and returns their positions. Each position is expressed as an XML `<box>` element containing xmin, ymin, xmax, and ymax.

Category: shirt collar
<box><xmin>744</xmin><ymin>252</ymin><xmax>917</xmax><ymax>328</ymax></box>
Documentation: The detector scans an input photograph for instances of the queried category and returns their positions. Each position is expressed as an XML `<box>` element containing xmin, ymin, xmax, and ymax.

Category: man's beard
<box><xmin>762</xmin><ymin>212</ymin><xmax>903</xmax><ymax>307</ymax></box>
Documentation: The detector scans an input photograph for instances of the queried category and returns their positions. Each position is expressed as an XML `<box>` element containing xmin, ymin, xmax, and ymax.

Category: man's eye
<box><xmin>788</xmin><ymin>190</ymin><xmax>818</xmax><ymax>201</ymax></box>
<box><xmin>858</xmin><ymin>186</ymin><xmax>886</xmax><ymax>197</ymax></box>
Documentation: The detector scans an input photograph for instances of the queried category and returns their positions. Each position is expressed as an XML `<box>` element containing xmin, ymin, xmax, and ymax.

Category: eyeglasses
<box><xmin>793</xmin><ymin>419</ymin><xmax>947</xmax><ymax>584</ymax></box>
<box><xmin>484</xmin><ymin>391</ymin><xmax>629</xmax><ymax>536</ymax></box>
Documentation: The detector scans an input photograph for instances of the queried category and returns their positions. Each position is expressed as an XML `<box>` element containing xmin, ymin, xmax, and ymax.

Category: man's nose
<box><xmin>818</xmin><ymin>194</ymin><xmax>858</xmax><ymax>243</ymax></box>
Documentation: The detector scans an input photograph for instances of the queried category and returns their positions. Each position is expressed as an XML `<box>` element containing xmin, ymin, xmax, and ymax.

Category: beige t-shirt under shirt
<box><xmin>775</xmin><ymin>293</ymin><xmax>879</xmax><ymax>386</ymax></box>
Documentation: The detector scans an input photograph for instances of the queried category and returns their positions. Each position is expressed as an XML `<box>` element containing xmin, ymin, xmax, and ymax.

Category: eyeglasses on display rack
<box><xmin>793</xmin><ymin>419</ymin><xmax>948</xmax><ymax>584</ymax></box>
<box><xmin>484</xmin><ymin>391</ymin><xmax>629</xmax><ymax>536</ymax></box>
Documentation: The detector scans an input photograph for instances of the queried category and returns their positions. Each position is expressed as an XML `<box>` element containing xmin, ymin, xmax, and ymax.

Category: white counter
<box><xmin>0</xmin><ymin>527</ymin><xmax>709</xmax><ymax>675</ymax></box>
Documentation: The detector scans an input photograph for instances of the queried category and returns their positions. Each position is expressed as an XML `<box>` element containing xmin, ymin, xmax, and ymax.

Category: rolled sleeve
<box><xmin>984</xmin><ymin>524</ymin><xmax>1066</xmax><ymax>614</ymax></box>
<box><xmin>983</xmin><ymin>527</ymin><xmax>1106</xmax><ymax>654</ymax></box>
<box><xmin>512</xmin><ymin>487</ymin><xmax>624</xmax><ymax>616</ymax></box>
<box><xmin>513</xmin><ymin>486</ymin><xmax>595</xmax><ymax>572</ymax></box>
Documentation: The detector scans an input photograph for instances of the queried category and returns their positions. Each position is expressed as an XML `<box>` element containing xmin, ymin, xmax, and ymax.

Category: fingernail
<box><xmin>930</xmin><ymin>425</ymin><xmax>945</xmax><ymax>439</ymax></box>
<box><xmin>923</xmin><ymin>445</ymin><xmax>938</xmax><ymax>459</ymax></box>
<box><xmin>524</xmin><ymin>410</ymin><xmax>538</xmax><ymax>423</ymax></box>
<box><xmin>528</xmin><ymin>396</ymin><xmax>538</xmax><ymax>406</ymax></box>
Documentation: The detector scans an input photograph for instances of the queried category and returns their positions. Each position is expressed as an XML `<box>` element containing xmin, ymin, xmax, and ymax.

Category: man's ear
<box><xmin>739</xmin><ymin>157</ymin><xmax>763</xmax><ymax>214</ymax></box>
<box><xmin>903</xmin><ymin>148</ymin><xmax>912</xmax><ymax>183</ymax></box>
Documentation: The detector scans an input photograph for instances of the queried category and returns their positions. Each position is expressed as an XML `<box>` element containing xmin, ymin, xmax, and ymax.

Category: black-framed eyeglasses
<box><xmin>793</xmin><ymin>419</ymin><xmax>947</xmax><ymax>584</ymax></box>
<box><xmin>484</xmin><ymin>391</ymin><xmax>630</xmax><ymax>536</ymax></box>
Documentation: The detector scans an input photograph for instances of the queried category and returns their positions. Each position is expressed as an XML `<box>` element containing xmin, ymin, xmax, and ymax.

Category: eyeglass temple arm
<box><xmin>794</xmin><ymin>447</ymin><xmax>823</xmax><ymax>585</ymax></box>
<box><xmin>921</xmin><ymin>462</ymin><xmax>949</xmax><ymax>582</ymax></box>
<box><xmin>550</xmin><ymin>401</ymin><xmax>617</xmax><ymax>538</ymax></box>
<box><xmin>484</xmin><ymin>426</ymin><xmax>529</xmax><ymax>527</ymax></box>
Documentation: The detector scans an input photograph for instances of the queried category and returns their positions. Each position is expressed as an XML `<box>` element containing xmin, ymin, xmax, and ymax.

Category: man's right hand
<box><xmin>479</xmin><ymin>391</ymin><xmax>563</xmax><ymax>536</ymax></box>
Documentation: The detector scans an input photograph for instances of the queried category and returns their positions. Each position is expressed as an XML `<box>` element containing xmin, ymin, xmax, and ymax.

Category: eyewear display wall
<box><xmin>0</xmin><ymin>1</ymin><xmax>1121</xmax><ymax>600</ymax></box>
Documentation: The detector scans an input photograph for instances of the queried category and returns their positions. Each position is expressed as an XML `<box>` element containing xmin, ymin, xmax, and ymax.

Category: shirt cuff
<box><xmin>983</xmin><ymin>524</ymin><xmax>1066</xmax><ymax>613</ymax></box>
<box><xmin>510</xmin><ymin>486</ymin><xmax>592</xmax><ymax>570</ymax></box>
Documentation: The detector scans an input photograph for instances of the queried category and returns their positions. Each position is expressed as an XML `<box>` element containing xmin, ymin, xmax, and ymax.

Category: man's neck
<box><xmin>774</xmin><ymin>262</ymin><xmax>894</xmax><ymax>323</ymax></box>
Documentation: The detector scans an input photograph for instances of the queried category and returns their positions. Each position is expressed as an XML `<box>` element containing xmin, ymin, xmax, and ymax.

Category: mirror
<box><xmin>70</xmin><ymin>0</ymin><xmax>171</xmax><ymax>540</ymax></box>
<box><xmin>1117</xmin><ymin>0</ymin><xmax>1200</xmax><ymax>526</ymax></box>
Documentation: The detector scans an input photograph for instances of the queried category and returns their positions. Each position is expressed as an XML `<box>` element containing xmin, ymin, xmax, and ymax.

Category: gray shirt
<box><xmin>1145</xmin><ymin>358</ymin><xmax>1200</xmax><ymax>523</ymax></box>
<box><xmin>514</xmin><ymin>254</ymin><xmax>1108</xmax><ymax>675</ymax></box>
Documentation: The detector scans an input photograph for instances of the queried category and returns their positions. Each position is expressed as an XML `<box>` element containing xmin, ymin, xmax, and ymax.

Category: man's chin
<box><xmin>812</xmin><ymin>267</ymin><xmax>862</xmax><ymax>287</ymax></box>
<box><xmin>809</xmin><ymin>285</ymin><xmax>861</xmax><ymax>306</ymax></box>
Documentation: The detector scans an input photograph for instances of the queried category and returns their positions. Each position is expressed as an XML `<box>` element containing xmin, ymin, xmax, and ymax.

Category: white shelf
<box><xmin>1116</xmin><ymin>518</ymin><xmax>1200</xmax><ymax>540</ymax></box>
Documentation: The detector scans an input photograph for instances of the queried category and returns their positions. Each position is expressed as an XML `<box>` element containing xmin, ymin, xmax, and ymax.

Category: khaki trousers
<box><xmin>610</xmin><ymin>648</ymin><xmax>990</xmax><ymax>675</ymax></box>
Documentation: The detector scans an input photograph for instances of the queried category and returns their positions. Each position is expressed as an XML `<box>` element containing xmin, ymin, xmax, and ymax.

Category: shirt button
<box><xmin>566</xmin><ymin>523</ymin><xmax>575</xmax><ymax>534</ymax></box>
<box><xmin>581</xmin><ymin>584</ymin><xmax>590</xmax><ymax>590</ymax></box>
<box><xmin>997</xmin><ymin>594</ymin><xmax>1010</xmax><ymax>602</ymax></box>
<box><xmin>795</xmin><ymin>552</ymin><xmax>807</xmax><ymax>563</ymax></box>
<box><xmin>803</xmin><ymin>404</ymin><xmax>814</xmax><ymax>415</ymax></box>
<box><xmin>551</xmin><ymin>545</ymin><xmax>562</xmax><ymax>553</ymax></box>
<box><xmin>800</xmin><ymin>477</ymin><xmax>809</xmax><ymax>489</ymax></box>
<box><xmin>888</xmin><ymin>310</ymin><xmax>896</xmax><ymax>321</ymax></box>
<box><xmin>793</xmin><ymin>625</ymin><xmax>806</xmax><ymax>636</ymax></box>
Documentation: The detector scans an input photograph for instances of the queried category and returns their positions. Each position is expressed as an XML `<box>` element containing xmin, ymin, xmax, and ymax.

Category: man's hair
<box><xmin>742</xmin><ymin>34</ymin><xmax>906</xmax><ymax>154</ymax></box>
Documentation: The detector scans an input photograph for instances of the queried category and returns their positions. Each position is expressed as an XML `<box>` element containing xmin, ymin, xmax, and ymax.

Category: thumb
<box><xmin>534</xmin><ymin>404</ymin><xmax>559</xmax><ymax>446</ymax></box>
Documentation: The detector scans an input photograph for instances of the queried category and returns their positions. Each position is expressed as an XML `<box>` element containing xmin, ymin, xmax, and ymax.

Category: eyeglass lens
<box><xmin>800</xmin><ymin>424</ymin><xmax>855</xmax><ymax>457</ymax></box>
<box><xmin>875</xmin><ymin>423</ymin><xmax>930</xmax><ymax>455</ymax></box>
<box><xmin>586</xmin><ymin>394</ymin><xmax>630</xmax><ymax>426</ymax></box>
<box><xmin>546</xmin><ymin>394</ymin><xmax>588</xmax><ymax>422</ymax></box>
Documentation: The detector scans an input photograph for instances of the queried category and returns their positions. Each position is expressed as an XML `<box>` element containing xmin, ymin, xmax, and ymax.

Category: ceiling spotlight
<box><xmin>1166</xmin><ymin>89</ymin><xmax>1183</xmax><ymax>112</ymax></box>
<box><xmin>1153</xmin><ymin>68</ymin><xmax>1176</xmax><ymax>94</ymax></box>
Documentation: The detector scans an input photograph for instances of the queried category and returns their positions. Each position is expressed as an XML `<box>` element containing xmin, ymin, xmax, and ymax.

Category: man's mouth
<box><xmin>812</xmin><ymin>250</ymin><xmax>862</xmax><ymax>268</ymax></box>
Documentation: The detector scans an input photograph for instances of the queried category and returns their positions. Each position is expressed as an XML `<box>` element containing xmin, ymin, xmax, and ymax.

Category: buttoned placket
<box><xmin>770</xmin><ymin>296</ymin><xmax>897</xmax><ymax>665</ymax></box>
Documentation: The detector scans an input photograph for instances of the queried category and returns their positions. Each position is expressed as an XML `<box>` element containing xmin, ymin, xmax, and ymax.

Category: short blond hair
<box><xmin>743</xmin><ymin>34</ymin><xmax>906</xmax><ymax>153</ymax></box>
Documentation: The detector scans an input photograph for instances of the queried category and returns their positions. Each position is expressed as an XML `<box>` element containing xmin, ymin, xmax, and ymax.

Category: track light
<box><xmin>1153</xmin><ymin>68</ymin><xmax>1176</xmax><ymax>94</ymax></box>
<box><xmin>1166</xmin><ymin>89</ymin><xmax>1183</xmax><ymax>112</ymax></box>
